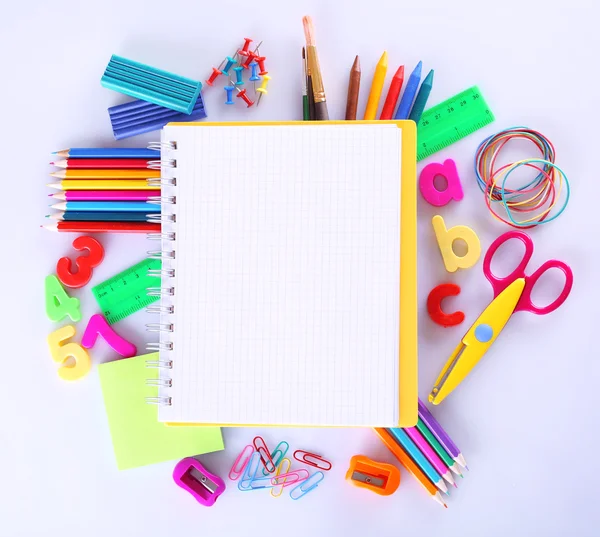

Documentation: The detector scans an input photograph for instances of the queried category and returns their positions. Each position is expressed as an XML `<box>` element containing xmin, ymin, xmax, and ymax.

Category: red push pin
<box><xmin>242</xmin><ymin>51</ymin><xmax>258</xmax><ymax>69</ymax></box>
<box><xmin>240</xmin><ymin>37</ymin><xmax>253</xmax><ymax>54</ymax></box>
<box><xmin>205</xmin><ymin>67</ymin><xmax>222</xmax><ymax>87</ymax></box>
<box><xmin>234</xmin><ymin>86</ymin><xmax>254</xmax><ymax>107</ymax></box>
<box><xmin>256</xmin><ymin>56</ymin><xmax>268</xmax><ymax>76</ymax></box>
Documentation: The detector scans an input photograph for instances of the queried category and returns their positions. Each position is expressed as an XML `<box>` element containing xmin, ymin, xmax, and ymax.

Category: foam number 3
<box><xmin>47</xmin><ymin>325</ymin><xmax>91</xmax><ymax>381</ymax></box>
<box><xmin>56</xmin><ymin>236</ymin><xmax>105</xmax><ymax>289</ymax></box>
<box><xmin>81</xmin><ymin>314</ymin><xmax>137</xmax><ymax>358</ymax></box>
<box><xmin>45</xmin><ymin>274</ymin><xmax>81</xmax><ymax>322</ymax></box>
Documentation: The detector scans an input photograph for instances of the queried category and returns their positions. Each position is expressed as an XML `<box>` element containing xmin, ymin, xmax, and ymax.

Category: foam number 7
<box><xmin>47</xmin><ymin>325</ymin><xmax>91</xmax><ymax>381</ymax></box>
<box><xmin>81</xmin><ymin>314</ymin><xmax>137</xmax><ymax>358</ymax></box>
<box><xmin>56</xmin><ymin>236</ymin><xmax>105</xmax><ymax>289</ymax></box>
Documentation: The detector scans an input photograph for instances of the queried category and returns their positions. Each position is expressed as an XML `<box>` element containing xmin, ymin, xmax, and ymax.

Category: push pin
<box><xmin>346</xmin><ymin>455</ymin><xmax>401</xmax><ymax>496</ymax></box>
<box><xmin>173</xmin><ymin>457</ymin><xmax>226</xmax><ymax>507</ymax></box>
<box><xmin>222</xmin><ymin>55</ymin><xmax>237</xmax><ymax>76</ymax></box>
<box><xmin>224</xmin><ymin>85</ymin><xmax>235</xmax><ymax>105</ymax></box>
<box><xmin>256</xmin><ymin>75</ymin><xmax>271</xmax><ymax>106</ymax></box>
<box><xmin>256</xmin><ymin>56</ymin><xmax>268</xmax><ymax>76</ymax></box>
<box><xmin>233</xmin><ymin>65</ymin><xmax>244</xmax><ymax>86</ymax></box>
<box><xmin>240</xmin><ymin>37</ymin><xmax>253</xmax><ymax>54</ymax></box>
<box><xmin>205</xmin><ymin>66</ymin><xmax>222</xmax><ymax>87</ymax></box>
<box><xmin>232</xmin><ymin>83</ymin><xmax>254</xmax><ymax>107</ymax></box>
<box><xmin>249</xmin><ymin>61</ymin><xmax>260</xmax><ymax>91</ymax></box>
<box><xmin>242</xmin><ymin>51</ymin><xmax>257</xmax><ymax>69</ymax></box>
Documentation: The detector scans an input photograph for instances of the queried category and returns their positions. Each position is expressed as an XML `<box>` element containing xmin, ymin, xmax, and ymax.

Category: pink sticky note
<box><xmin>419</xmin><ymin>159</ymin><xmax>464</xmax><ymax>207</ymax></box>
<box><xmin>81</xmin><ymin>314</ymin><xmax>136</xmax><ymax>357</ymax></box>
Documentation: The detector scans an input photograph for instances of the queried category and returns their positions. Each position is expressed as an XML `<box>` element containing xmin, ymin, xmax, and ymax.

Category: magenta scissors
<box><xmin>429</xmin><ymin>230</ymin><xmax>574</xmax><ymax>405</ymax></box>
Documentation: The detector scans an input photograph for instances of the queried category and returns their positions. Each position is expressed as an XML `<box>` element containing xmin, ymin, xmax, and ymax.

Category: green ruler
<box><xmin>92</xmin><ymin>258</ymin><xmax>161</xmax><ymax>324</ymax></box>
<box><xmin>416</xmin><ymin>86</ymin><xmax>494</xmax><ymax>161</ymax></box>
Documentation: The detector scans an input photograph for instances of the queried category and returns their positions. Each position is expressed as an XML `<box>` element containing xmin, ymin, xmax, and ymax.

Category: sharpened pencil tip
<box><xmin>352</xmin><ymin>55</ymin><xmax>360</xmax><ymax>71</ymax></box>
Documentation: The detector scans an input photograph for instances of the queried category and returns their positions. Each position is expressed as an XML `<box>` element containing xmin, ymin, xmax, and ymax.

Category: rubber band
<box><xmin>474</xmin><ymin>127</ymin><xmax>570</xmax><ymax>228</ymax></box>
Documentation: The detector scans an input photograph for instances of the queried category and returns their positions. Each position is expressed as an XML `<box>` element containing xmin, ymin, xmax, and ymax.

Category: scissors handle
<box><xmin>516</xmin><ymin>260</ymin><xmax>573</xmax><ymax>315</ymax></box>
<box><xmin>483</xmin><ymin>231</ymin><xmax>533</xmax><ymax>297</ymax></box>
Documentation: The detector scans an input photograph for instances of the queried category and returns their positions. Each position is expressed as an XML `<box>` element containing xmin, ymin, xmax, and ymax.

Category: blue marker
<box><xmin>394</xmin><ymin>61</ymin><xmax>422</xmax><ymax>120</ymax></box>
<box><xmin>408</xmin><ymin>69</ymin><xmax>434</xmax><ymax>123</ymax></box>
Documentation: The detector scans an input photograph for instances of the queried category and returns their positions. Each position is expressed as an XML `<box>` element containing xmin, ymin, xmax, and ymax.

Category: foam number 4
<box><xmin>81</xmin><ymin>314</ymin><xmax>137</xmax><ymax>358</ymax></box>
<box><xmin>45</xmin><ymin>274</ymin><xmax>81</xmax><ymax>322</ymax></box>
<box><xmin>47</xmin><ymin>325</ymin><xmax>91</xmax><ymax>381</ymax></box>
<box><xmin>56</xmin><ymin>236</ymin><xmax>105</xmax><ymax>289</ymax></box>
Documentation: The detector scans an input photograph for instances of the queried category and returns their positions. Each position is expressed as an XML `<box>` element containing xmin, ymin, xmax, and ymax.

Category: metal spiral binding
<box><xmin>144</xmin><ymin>140</ymin><xmax>177</xmax><ymax>407</ymax></box>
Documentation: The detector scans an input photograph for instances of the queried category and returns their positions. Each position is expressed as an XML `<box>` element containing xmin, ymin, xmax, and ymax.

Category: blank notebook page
<box><xmin>159</xmin><ymin>123</ymin><xmax>402</xmax><ymax>426</ymax></box>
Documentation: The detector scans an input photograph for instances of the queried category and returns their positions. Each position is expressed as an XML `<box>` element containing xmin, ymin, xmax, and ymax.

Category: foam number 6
<box><xmin>47</xmin><ymin>325</ymin><xmax>91</xmax><ymax>381</ymax></box>
<box><xmin>45</xmin><ymin>274</ymin><xmax>81</xmax><ymax>322</ymax></box>
<box><xmin>81</xmin><ymin>314</ymin><xmax>137</xmax><ymax>358</ymax></box>
<box><xmin>56</xmin><ymin>236</ymin><xmax>105</xmax><ymax>289</ymax></box>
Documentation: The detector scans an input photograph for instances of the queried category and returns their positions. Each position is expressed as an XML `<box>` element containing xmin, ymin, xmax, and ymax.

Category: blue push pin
<box><xmin>224</xmin><ymin>85</ymin><xmax>235</xmax><ymax>105</ymax></box>
<box><xmin>249</xmin><ymin>61</ymin><xmax>260</xmax><ymax>92</ymax></box>
<box><xmin>222</xmin><ymin>56</ymin><xmax>237</xmax><ymax>76</ymax></box>
<box><xmin>233</xmin><ymin>66</ymin><xmax>244</xmax><ymax>86</ymax></box>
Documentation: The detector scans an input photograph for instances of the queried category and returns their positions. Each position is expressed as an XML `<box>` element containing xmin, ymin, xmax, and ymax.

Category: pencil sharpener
<box><xmin>345</xmin><ymin>455</ymin><xmax>401</xmax><ymax>496</ymax></box>
<box><xmin>173</xmin><ymin>457</ymin><xmax>226</xmax><ymax>506</ymax></box>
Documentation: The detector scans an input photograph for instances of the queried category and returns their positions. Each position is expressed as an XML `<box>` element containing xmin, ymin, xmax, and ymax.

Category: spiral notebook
<box><xmin>152</xmin><ymin>121</ymin><xmax>417</xmax><ymax>427</ymax></box>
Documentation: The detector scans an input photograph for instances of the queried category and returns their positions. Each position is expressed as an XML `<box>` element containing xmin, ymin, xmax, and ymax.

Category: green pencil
<box><xmin>302</xmin><ymin>47</ymin><xmax>310</xmax><ymax>120</ymax></box>
<box><xmin>415</xmin><ymin>417</ymin><xmax>463</xmax><ymax>476</ymax></box>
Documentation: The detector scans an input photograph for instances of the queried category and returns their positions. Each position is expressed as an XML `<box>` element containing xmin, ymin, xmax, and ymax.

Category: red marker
<box><xmin>380</xmin><ymin>65</ymin><xmax>404</xmax><ymax>120</ymax></box>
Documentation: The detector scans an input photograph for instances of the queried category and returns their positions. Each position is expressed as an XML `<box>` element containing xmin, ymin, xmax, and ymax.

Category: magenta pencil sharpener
<box><xmin>173</xmin><ymin>457</ymin><xmax>226</xmax><ymax>507</ymax></box>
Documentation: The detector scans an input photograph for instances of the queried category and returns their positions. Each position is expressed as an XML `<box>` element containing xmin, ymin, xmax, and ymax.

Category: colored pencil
<box><xmin>386</xmin><ymin>428</ymin><xmax>448</xmax><ymax>494</ymax></box>
<box><xmin>363</xmin><ymin>51</ymin><xmax>388</xmax><ymax>120</ymax></box>
<box><xmin>50</xmin><ymin>159</ymin><xmax>153</xmax><ymax>169</ymax></box>
<box><xmin>418</xmin><ymin>399</ymin><xmax>468</xmax><ymax>469</ymax></box>
<box><xmin>50</xmin><ymin>211</ymin><xmax>151</xmax><ymax>222</ymax></box>
<box><xmin>53</xmin><ymin>148</ymin><xmax>160</xmax><ymax>159</ymax></box>
<box><xmin>404</xmin><ymin>426</ymin><xmax>456</xmax><ymax>487</ymax></box>
<box><xmin>302</xmin><ymin>48</ymin><xmax>310</xmax><ymax>121</ymax></box>
<box><xmin>416</xmin><ymin>418</ymin><xmax>463</xmax><ymax>476</ymax></box>
<box><xmin>47</xmin><ymin>180</ymin><xmax>156</xmax><ymax>191</ymax></box>
<box><xmin>43</xmin><ymin>221</ymin><xmax>160</xmax><ymax>233</ymax></box>
<box><xmin>51</xmin><ymin>201</ymin><xmax>159</xmax><ymax>213</ymax></box>
<box><xmin>345</xmin><ymin>55</ymin><xmax>361</xmax><ymax>120</ymax></box>
<box><xmin>380</xmin><ymin>65</ymin><xmax>404</xmax><ymax>120</ymax></box>
<box><xmin>374</xmin><ymin>428</ymin><xmax>447</xmax><ymax>508</ymax></box>
<box><xmin>303</xmin><ymin>16</ymin><xmax>329</xmax><ymax>120</ymax></box>
<box><xmin>50</xmin><ymin>190</ymin><xmax>161</xmax><ymax>201</ymax></box>
<box><xmin>394</xmin><ymin>61</ymin><xmax>423</xmax><ymax>120</ymax></box>
<box><xmin>50</xmin><ymin>169</ymin><xmax>160</xmax><ymax>180</ymax></box>
<box><xmin>408</xmin><ymin>69</ymin><xmax>434</xmax><ymax>123</ymax></box>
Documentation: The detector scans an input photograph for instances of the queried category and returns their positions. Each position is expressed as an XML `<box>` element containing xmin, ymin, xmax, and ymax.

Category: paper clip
<box><xmin>271</xmin><ymin>468</ymin><xmax>309</xmax><ymax>487</ymax></box>
<box><xmin>262</xmin><ymin>440</ymin><xmax>289</xmax><ymax>476</ymax></box>
<box><xmin>253</xmin><ymin>435</ymin><xmax>276</xmax><ymax>473</ymax></box>
<box><xmin>270</xmin><ymin>458</ymin><xmax>292</xmax><ymax>498</ymax></box>
<box><xmin>289</xmin><ymin>471</ymin><xmax>325</xmax><ymax>500</ymax></box>
<box><xmin>293</xmin><ymin>450</ymin><xmax>332</xmax><ymax>471</ymax></box>
<box><xmin>229</xmin><ymin>444</ymin><xmax>254</xmax><ymax>480</ymax></box>
<box><xmin>238</xmin><ymin>451</ymin><xmax>261</xmax><ymax>491</ymax></box>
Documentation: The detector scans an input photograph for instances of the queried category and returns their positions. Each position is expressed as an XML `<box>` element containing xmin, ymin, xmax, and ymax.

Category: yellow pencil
<box><xmin>50</xmin><ymin>169</ymin><xmax>160</xmax><ymax>179</ymax></box>
<box><xmin>363</xmin><ymin>51</ymin><xmax>388</xmax><ymax>120</ymax></box>
<box><xmin>46</xmin><ymin>180</ymin><xmax>157</xmax><ymax>191</ymax></box>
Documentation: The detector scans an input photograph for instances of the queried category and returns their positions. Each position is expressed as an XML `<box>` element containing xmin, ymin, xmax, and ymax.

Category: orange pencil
<box><xmin>50</xmin><ymin>169</ymin><xmax>161</xmax><ymax>180</ymax></box>
<box><xmin>373</xmin><ymin>428</ymin><xmax>447</xmax><ymax>508</ymax></box>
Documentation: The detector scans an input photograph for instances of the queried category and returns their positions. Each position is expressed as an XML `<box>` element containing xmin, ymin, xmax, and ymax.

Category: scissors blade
<box><xmin>429</xmin><ymin>278</ymin><xmax>526</xmax><ymax>405</ymax></box>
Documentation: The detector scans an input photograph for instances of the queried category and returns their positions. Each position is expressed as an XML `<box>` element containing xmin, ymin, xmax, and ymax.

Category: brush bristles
<box><xmin>302</xmin><ymin>16</ymin><xmax>315</xmax><ymax>47</ymax></box>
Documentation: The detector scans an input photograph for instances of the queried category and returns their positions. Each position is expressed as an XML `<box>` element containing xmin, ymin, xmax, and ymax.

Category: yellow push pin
<box><xmin>256</xmin><ymin>75</ymin><xmax>271</xmax><ymax>106</ymax></box>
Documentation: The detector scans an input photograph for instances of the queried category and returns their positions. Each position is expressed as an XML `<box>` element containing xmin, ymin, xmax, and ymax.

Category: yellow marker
<box><xmin>432</xmin><ymin>215</ymin><xmax>481</xmax><ymax>272</ymax></box>
<box><xmin>256</xmin><ymin>75</ymin><xmax>271</xmax><ymax>106</ymax></box>
<box><xmin>363</xmin><ymin>51</ymin><xmax>388</xmax><ymax>120</ymax></box>
<box><xmin>47</xmin><ymin>325</ymin><xmax>91</xmax><ymax>381</ymax></box>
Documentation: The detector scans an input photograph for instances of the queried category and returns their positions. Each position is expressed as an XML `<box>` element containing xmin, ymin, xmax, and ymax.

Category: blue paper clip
<box><xmin>262</xmin><ymin>441</ymin><xmax>290</xmax><ymax>476</ymax></box>
<box><xmin>238</xmin><ymin>451</ymin><xmax>261</xmax><ymax>491</ymax></box>
<box><xmin>289</xmin><ymin>471</ymin><xmax>324</xmax><ymax>500</ymax></box>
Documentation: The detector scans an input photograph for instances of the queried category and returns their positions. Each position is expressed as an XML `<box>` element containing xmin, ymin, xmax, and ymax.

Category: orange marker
<box><xmin>346</xmin><ymin>455</ymin><xmax>400</xmax><ymax>495</ymax></box>
<box><xmin>373</xmin><ymin>428</ymin><xmax>447</xmax><ymax>508</ymax></box>
<box><xmin>380</xmin><ymin>65</ymin><xmax>404</xmax><ymax>120</ymax></box>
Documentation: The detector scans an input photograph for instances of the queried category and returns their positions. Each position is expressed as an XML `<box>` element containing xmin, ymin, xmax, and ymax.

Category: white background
<box><xmin>1</xmin><ymin>1</ymin><xmax>599</xmax><ymax>536</ymax></box>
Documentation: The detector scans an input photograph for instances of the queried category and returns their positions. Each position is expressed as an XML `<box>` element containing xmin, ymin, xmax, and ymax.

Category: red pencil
<box><xmin>50</xmin><ymin>159</ymin><xmax>153</xmax><ymax>169</ymax></box>
<box><xmin>43</xmin><ymin>221</ymin><xmax>160</xmax><ymax>234</ymax></box>
<box><xmin>380</xmin><ymin>65</ymin><xmax>405</xmax><ymax>120</ymax></box>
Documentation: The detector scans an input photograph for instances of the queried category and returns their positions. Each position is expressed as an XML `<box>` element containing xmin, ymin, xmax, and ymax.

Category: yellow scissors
<box><xmin>429</xmin><ymin>230</ymin><xmax>573</xmax><ymax>405</ymax></box>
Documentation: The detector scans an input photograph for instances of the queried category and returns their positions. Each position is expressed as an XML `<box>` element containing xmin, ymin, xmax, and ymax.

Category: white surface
<box><xmin>161</xmin><ymin>124</ymin><xmax>401</xmax><ymax>426</ymax></box>
<box><xmin>1</xmin><ymin>1</ymin><xmax>599</xmax><ymax>536</ymax></box>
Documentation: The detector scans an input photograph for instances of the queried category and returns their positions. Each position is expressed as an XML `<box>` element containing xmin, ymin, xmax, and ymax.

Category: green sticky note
<box><xmin>98</xmin><ymin>353</ymin><xmax>224</xmax><ymax>470</ymax></box>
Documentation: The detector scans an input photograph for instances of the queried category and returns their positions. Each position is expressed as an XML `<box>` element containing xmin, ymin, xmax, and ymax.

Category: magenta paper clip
<box><xmin>289</xmin><ymin>471</ymin><xmax>325</xmax><ymax>500</ymax></box>
<box><xmin>271</xmin><ymin>469</ymin><xmax>310</xmax><ymax>487</ymax></box>
<box><xmin>229</xmin><ymin>444</ymin><xmax>254</xmax><ymax>480</ymax></box>
<box><xmin>173</xmin><ymin>458</ymin><xmax>225</xmax><ymax>507</ymax></box>
<box><xmin>238</xmin><ymin>451</ymin><xmax>261</xmax><ymax>491</ymax></box>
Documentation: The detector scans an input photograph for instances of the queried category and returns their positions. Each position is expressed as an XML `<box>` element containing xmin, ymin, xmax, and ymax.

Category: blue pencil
<box><xmin>394</xmin><ymin>61</ymin><xmax>422</xmax><ymax>120</ymax></box>
<box><xmin>408</xmin><ymin>69</ymin><xmax>434</xmax><ymax>123</ymax></box>
<box><xmin>51</xmin><ymin>211</ymin><xmax>150</xmax><ymax>222</ymax></box>
<box><xmin>52</xmin><ymin>148</ymin><xmax>160</xmax><ymax>159</ymax></box>
<box><xmin>386</xmin><ymin>427</ymin><xmax>448</xmax><ymax>494</ymax></box>
<box><xmin>50</xmin><ymin>201</ymin><xmax>160</xmax><ymax>213</ymax></box>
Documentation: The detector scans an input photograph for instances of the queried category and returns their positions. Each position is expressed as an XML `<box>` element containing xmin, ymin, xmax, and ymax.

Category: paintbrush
<box><xmin>302</xmin><ymin>15</ymin><xmax>329</xmax><ymax>120</ymax></box>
